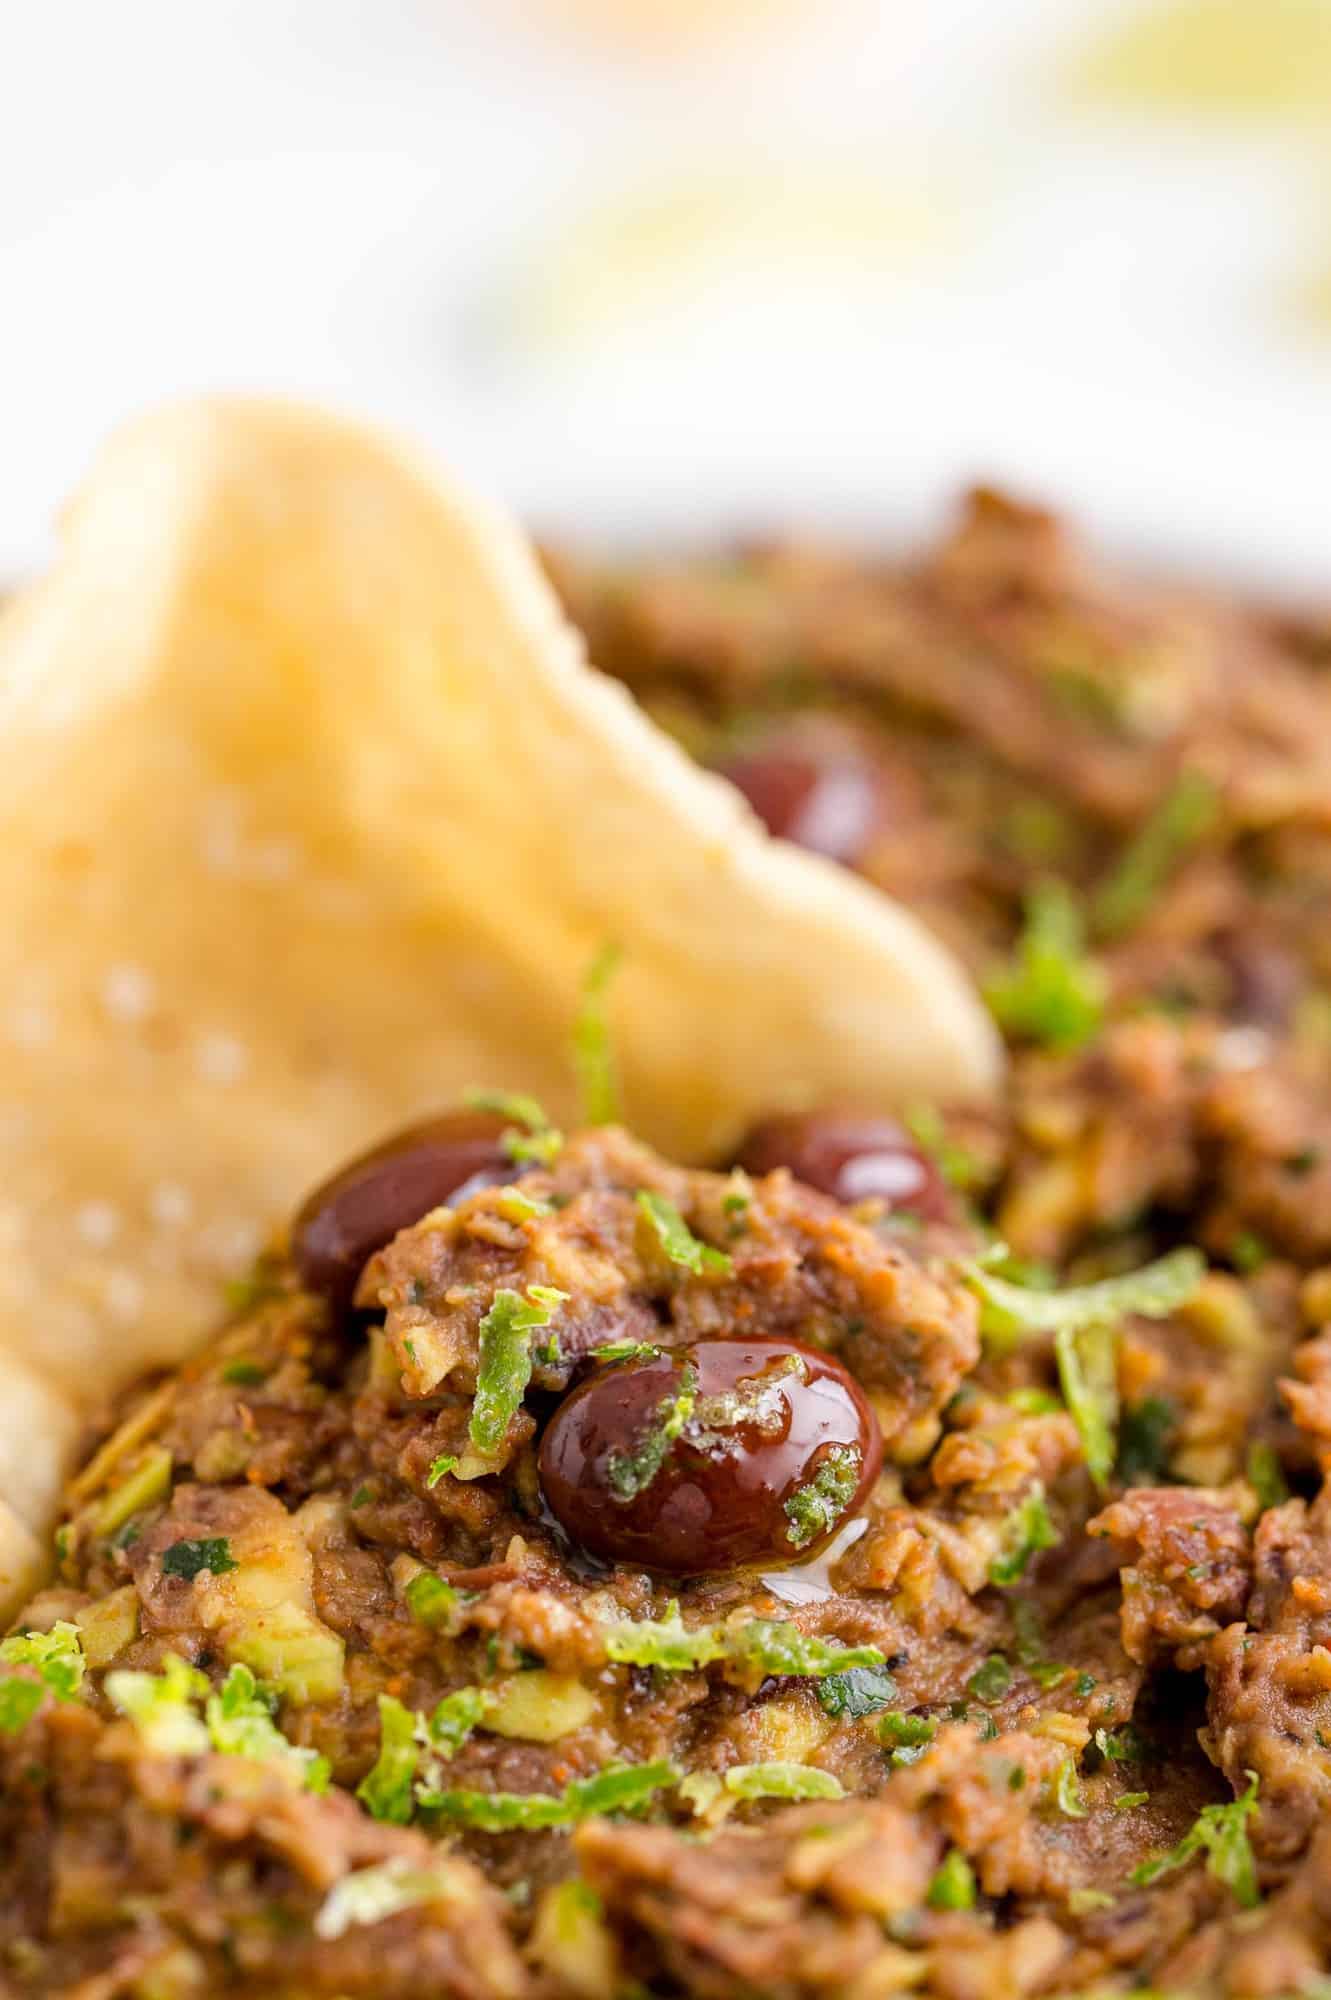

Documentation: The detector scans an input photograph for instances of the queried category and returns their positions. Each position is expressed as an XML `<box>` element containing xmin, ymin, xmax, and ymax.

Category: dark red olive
<box><xmin>736</xmin><ymin>1108</ymin><xmax>952</xmax><ymax>1221</ymax></box>
<box><xmin>538</xmin><ymin>1337</ymin><xmax>881</xmax><ymax>1576</ymax></box>
<box><xmin>718</xmin><ymin>741</ymin><xmax>886</xmax><ymax>866</ymax></box>
<box><xmin>293</xmin><ymin>1109</ymin><xmax>518</xmax><ymax>1314</ymax></box>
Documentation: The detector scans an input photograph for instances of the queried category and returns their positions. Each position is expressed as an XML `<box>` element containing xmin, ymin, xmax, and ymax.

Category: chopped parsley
<box><xmin>571</xmin><ymin>941</ymin><xmax>622</xmax><ymax>1125</ymax></box>
<box><xmin>783</xmin><ymin>1443</ymin><xmax>862</xmax><ymax>1551</ymax></box>
<box><xmin>1117</xmin><ymin>1395</ymin><xmax>1177</xmax><ymax>1485</ymax></box>
<box><xmin>1129</xmin><ymin>1772</ymin><xmax>1260</xmax><ymax>1906</ymax></box>
<box><xmin>605</xmin><ymin>1362</ymin><xmax>697</xmax><ymax>1503</ymax></box>
<box><xmin>927</xmin><ymin>1848</ymin><xmax>977</xmax><ymax>1911</ymax></box>
<box><xmin>988</xmin><ymin>1485</ymin><xmax>1057</xmax><ymax>1586</ymax></box>
<box><xmin>161</xmin><ymin>1536</ymin><xmax>238</xmax><ymax>1581</ymax></box>
<box><xmin>603</xmin><ymin>1608</ymin><xmax>885</xmax><ymax>1679</ymax></box>
<box><xmin>426</xmin><ymin>1686</ymin><xmax>489</xmax><ymax>1759</ymax></box>
<box><xmin>983</xmin><ymin>880</ymin><xmax>1106</xmax><ymax>1051</ymax></box>
<box><xmin>635</xmin><ymin>1191</ymin><xmax>732</xmax><ymax>1276</ymax></box>
<box><xmin>426</xmin><ymin>1454</ymin><xmax>459</xmax><ymax>1488</ymax></box>
<box><xmin>469</xmin><ymin>1285</ymin><xmax>569</xmax><ymax>1453</ymax></box>
<box><xmin>420</xmin><ymin>1758</ymin><xmax>677</xmax><ymax>1830</ymax></box>
<box><xmin>817</xmin><ymin>1664</ymin><xmax>899</xmax><ymax>1719</ymax></box>
<box><xmin>315</xmin><ymin>1858</ymin><xmax>461</xmax><ymax>1941</ymax></box>
<box><xmin>724</xmin><ymin>1762</ymin><xmax>842</xmax><ymax>1802</ymax></box>
<box><xmin>1246</xmin><ymin>1441</ymin><xmax>1290</xmax><ymax>1512</ymax></box>
<box><xmin>1116</xmin><ymin>1791</ymin><xmax>1150</xmax><ymax>1810</ymax></box>
<box><xmin>356</xmin><ymin>1694</ymin><xmax>420</xmax><ymax>1825</ymax></box>
<box><xmin>1092</xmin><ymin>770</ymin><xmax>1219</xmax><ymax>940</ymax></box>
<box><xmin>966</xmin><ymin>1655</ymin><xmax>1012</xmax><ymax>1705</ymax></box>
<box><xmin>221</xmin><ymin>1360</ymin><xmax>267</xmax><ymax>1386</ymax></box>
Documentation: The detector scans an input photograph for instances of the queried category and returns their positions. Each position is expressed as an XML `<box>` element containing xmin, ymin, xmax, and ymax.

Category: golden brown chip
<box><xmin>0</xmin><ymin>398</ymin><xmax>999</xmax><ymax>1583</ymax></box>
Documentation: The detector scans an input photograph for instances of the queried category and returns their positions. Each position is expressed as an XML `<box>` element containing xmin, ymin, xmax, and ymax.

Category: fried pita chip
<box><xmin>0</xmin><ymin>398</ymin><xmax>999</xmax><ymax>1587</ymax></box>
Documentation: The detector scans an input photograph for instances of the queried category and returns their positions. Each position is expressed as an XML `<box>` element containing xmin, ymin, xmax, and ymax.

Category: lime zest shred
<box><xmin>469</xmin><ymin>1285</ymin><xmax>569</xmax><ymax>1453</ymax></box>
<box><xmin>602</xmin><ymin>1608</ymin><xmax>884</xmax><ymax>1679</ymax></box>
<box><xmin>205</xmin><ymin>1662</ymin><xmax>329</xmax><ymax>1789</ymax></box>
<box><xmin>983</xmin><ymin>880</ymin><xmax>1106</xmax><ymax>1050</ymax></box>
<box><xmin>1054</xmin><ymin>1758</ymin><xmax>1088</xmax><ymax>1819</ymax></box>
<box><xmin>605</xmin><ymin>1362</ymin><xmax>697</xmax><ymax>1502</ymax></box>
<box><xmin>106</xmin><ymin>1654</ymin><xmax>211</xmax><ymax>1756</ymax></box>
<box><xmin>356</xmin><ymin>1693</ymin><xmax>421</xmax><ymax>1825</ymax></box>
<box><xmin>426</xmin><ymin>1454</ymin><xmax>459</xmax><ymax>1489</ymax></box>
<box><xmin>964</xmin><ymin>1246</ymin><xmax>1205</xmax><ymax>1343</ymax></box>
<box><xmin>1092</xmin><ymin>770</ymin><xmax>1220</xmax><ymax>940</ymax></box>
<box><xmin>724</xmin><ymin>1761</ymin><xmax>843</xmax><ymax>1802</ymax></box>
<box><xmin>1129</xmin><ymin>1771</ymin><xmax>1260</xmax><ymax>1906</ymax></box>
<box><xmin>1246</xmin><ymin>1441</ymin><xmax>1290</xmax><ymax>1512</ymax></box>
<box><xmin>314</xmin><ymin>1857</ymin><xmax>463</xmax><ymax>1941</ymax></box>
<box><xmin>783</xmin><ymin>1443</ymin><xmax>862</xmax><ymax>1550</ymax></box>
<box><xmin>419</xmin><ymin>1758</ymin><xmax>677</xmax><ymax>1830</ymax></box>
<box><xmin>571</xmin><ymin>941</ymin><xmax>623</xmax><ymax>1125</ymax></box>
<box><xmin>927</xmin><ymin>1848</ymin><xmax>977</xmax><ymax>1910</ymax></box>
<box><xmin>0</xmin><ymin>1622</ymin><xmax>86</xmax><ymax>1701</ymax></box>
<box><xmin>635</xmin><ymin>1190</ymin><xmax>733</xmax><ymax>1277</ymax></box>
<box><xmin>1056</xmin><ymin>1320</ymin><xmax>1119</xmax><ymax>1490</ymax></box>
<box><xmin>462</xmin><ymin>1088</ymin><xmax>564</xmax><ymax>1168</ymax></box>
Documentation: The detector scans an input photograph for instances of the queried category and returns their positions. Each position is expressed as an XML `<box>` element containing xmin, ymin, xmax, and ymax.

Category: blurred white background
<box><xmin>3</xmin><ymin>0</ymin><xmax>1329</xmax><ymax>587</ymax></box>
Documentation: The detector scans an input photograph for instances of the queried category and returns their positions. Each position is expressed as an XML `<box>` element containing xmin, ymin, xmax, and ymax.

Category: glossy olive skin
<box><xmin>736</xmin><ymin>1108</ymin><xmax>952</xmax><ymax>1221</ymax></box>
<box><xmin>292</xmin><ymin>1109</ymin><xmax>517</xmax><ymax>1314</ymax></box>
<box><xmin>539</xmin><ymin>1337</ymin><xmax>881</xmax><ymax>1576</ymax></box>
<box><xmin>718</xmin><ymin>741</ymin><xmax>885</xmax><ymax>866</ymax></box>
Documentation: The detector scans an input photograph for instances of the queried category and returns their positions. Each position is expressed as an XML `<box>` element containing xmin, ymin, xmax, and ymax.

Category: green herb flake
<box><xmin>420</xmin><ymin>1758</ymin><xmax>676</xmax><ymax>1830</ymax></box>
<box><xmin>602</xmin><ymin>1609</ymin><xmax>883</xmax><ymax>1679</ymax></box>
<box><xmin>1116</xmin><ymin>1790</ymin><xmax>1150</xmax><ymax>1810</ymax></box>
<box><xmin>724</xmin><ymin>1762</ymin><xmax>843</xmax><ymax>1802</ymax></box>
<box><xmin>571</xmin><ymin>942</ymin><xmax>622</xmax><ymax>1125</ymax></box>
<box><xmin>405</xmin><ymin>1571</ymin><xmax>459</xmax><ymax>1631</ymax></box>
<box><xmin>356</xmin><ymin>1694</ymin><xmax>420</xmax><ymax>1825</ymax></box>
<box><xmin>635</xmin><ymin>1190</ymin><xmax>732</xmax><ymax>1277</ymax></box>
<box><xmin>784</xmin><ymin>1444</ymin><xmax>863</xmax><ymax>1551</ymax></box>
<box><xmin>967</xmin><ymin>1655</ymin><xmax>1012</xmax><ymax>1705</ymax></box>
<box><xmin>878</xmin><ymin>1710</ymin><xmax>936</xmax><ymax>1758</ymax></box>
<box><xmin>983</xmin><ymin>880</ymin><xmax>1106</xmax><ymax>1051</ymax></box>
<box><xmin>314</xmin><ymin>1858</ymin><xmax>460</xmax><ymax>1941</ymax></box>
<box><xmin>221</xmin><ymin>1361</ymin><xmax>267</xmax><ymax>1386</ymax></box>
<box><xmin>1092</xmin><ymin>770</ymin><xmax>1220</xmax><ymax>940</ymax></box>
<box><xmin>1054</xmin><ymin>1759</ymin><xmax>1087</xmax><ymax>1819</ymax></box>
<box><xmin>349</xmin><ymin>1484</ymin><xmax>372</xmax><ymax>1509</ymax></box>
<box><xmin>904</xmin><ymin>1104</ymin><xmax>984</xmax><ymax>1192</ymax></box>
<box><xmin>816</xmin><ymin>1664</ymin><xmax>899</xmax><ymax>1720</ymax></box>
<box><xmin>1117</xmin><ymin>1395</ymin><xmax>1177</xmax><ymax>1486</ymax></box>
<box><xmin>160</xmin><ymin>1536</ymin><xmax>238</xmax><ymax>1581</ymax></box>
<box><xmin>605</xmin><ymin>1362</ymin><xmax>697</xmax><ymax>1503</ymax></box>
<box><xmin>1246</xmin><ymin>1441</ymin><xmax>1290</xmax><ymax>1513</ymax></box>
<box><xmin>0</xmin><ymin>1622</ymin><xmax>86</xmax><ymax>1701</ymax></box>
<box><xmin>988</xmin><ymin>1484</ymin><xmax>1058</xmax><ymax>1586</ymax></box>
<box><xmin>205</xmin><ymin>1663</ymin><xmax>329</xmax><ymax>1790</ymax></box>
<box><xmin>1068</xmin><ymin>1886</ymin><xmax>1116</xmax><ymax>1914</ymax></box>
<box><xmin>426</xmin><ymin>1455</ymin><xmax>459</xmax><ymax>1489</ymax></box>
<box><xmin>927</xmin><ymin>1848</ymin><xmax>977</xmax><ymax>1911</ymax></box>
<box><xmin>469</xmin><ymin>1286</ymin><xmax>569</xmax><ymax>1454</ymax></box>
<box><xmin>462</xmin><ymin>1088</ymin><xmax>564</xmax><ymax>1168</ymax></box>
<box><xmin>1232</xmin><ymin>1230</ymin><xmax>1269</xmax><ymax>1275</ymax></box>
<box><xmin>1129</xmin><ymin>1771</ymin><xmax>1260</xmax><ymax>1906</ymax></box>
<box><xmin>494</xmin><ymin>1187</ymin><xmax>554</xmax><ymax>1223</ymax></box>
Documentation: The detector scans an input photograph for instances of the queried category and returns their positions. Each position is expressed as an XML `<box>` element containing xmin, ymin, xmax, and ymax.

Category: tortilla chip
<box><xmin>0</xmin><ymin>398</ymin><xmax>999</xmax><ymax>1581</ymax></box>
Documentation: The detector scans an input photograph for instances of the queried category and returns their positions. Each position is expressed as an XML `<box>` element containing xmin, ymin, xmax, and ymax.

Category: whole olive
<box><xmin>292</xmin><ymin>1108</ymin><xmax>518</xmax><ymax>1314</ymax></box>
<box><xmin>736</xmin><ymin>1108</ymin><xmax>951</xmax><ymax>1221</ymax></box>
<box><xmin>538</xmin><ymin>1336</ymin><xmax>881</xmax><ymax>1575</ymax></box>
<box><xmin>718</xmin><ymin>740</ymin><xmax>885</xmax><ymax>866</ymax></box>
